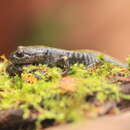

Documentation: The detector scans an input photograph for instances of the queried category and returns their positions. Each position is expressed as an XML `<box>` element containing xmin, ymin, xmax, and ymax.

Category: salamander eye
<box><xmin>15</xmin><ymin>51</ymin><xmax>24</xmax><ymax>58</ymax></box>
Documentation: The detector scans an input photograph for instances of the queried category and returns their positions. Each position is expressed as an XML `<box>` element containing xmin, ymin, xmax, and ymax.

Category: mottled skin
<box><xmin>9</xmin><ymin>46</ymin><xmax>128</xmax><ymax>69</ymax></box>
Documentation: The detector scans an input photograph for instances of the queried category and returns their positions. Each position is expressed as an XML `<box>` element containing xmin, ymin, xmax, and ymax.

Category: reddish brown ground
<box><xmin>1</xmin><ymin>1</ymin><xmax>130</xmax><ymax>62</ymax></box>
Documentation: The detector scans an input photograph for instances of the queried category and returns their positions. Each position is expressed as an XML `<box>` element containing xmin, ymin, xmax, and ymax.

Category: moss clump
<box><xmin>0</xmin><ymin>56</ymin><xmax>130</xmax><ymax>129</ymax></box>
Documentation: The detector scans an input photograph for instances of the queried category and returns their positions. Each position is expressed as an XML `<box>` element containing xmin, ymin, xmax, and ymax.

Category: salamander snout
<box><xmin>9</xmin><ymin>46</ymin><xmax>28</xmax><ymax>64</ymax></box>
<box><xmin>15</xmin><ymin>46</ymin><xmax>25</xmax><ymax>58</ymax></box>
<box><xmin>9</xmin><ymin>46</ymin><xmax>48</xmax><ymax>65</ymax></box>
<box><xmin>9</xmin><ymin>52</ymin><xmax>24</xmax><ymax>64</ymax></box>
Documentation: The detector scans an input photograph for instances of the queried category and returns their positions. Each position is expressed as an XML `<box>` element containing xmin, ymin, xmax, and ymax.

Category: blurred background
<box><xmin>1</xmin><ymin>0</ymin><xmax>130</xmax><ymax>62</ymax></box>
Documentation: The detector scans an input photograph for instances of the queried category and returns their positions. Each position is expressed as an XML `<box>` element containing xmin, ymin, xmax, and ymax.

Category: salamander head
<box><xmin>10</xmin><ymin>46</ymin><xmax>48</xmax><ymax>64</ymax></box>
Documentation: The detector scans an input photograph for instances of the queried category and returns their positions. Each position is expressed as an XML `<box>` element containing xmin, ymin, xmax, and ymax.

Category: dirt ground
<box><xmin>47</xmin><ymin>112</ymin><xmax>130</xmax><ymax>130</ymax></box>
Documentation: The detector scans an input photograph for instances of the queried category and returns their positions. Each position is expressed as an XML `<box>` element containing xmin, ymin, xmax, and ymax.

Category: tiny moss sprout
<box><xmin>126</xmin><ymin>55</ymin><xmax>130</xmax><ymax>70</ymax></box>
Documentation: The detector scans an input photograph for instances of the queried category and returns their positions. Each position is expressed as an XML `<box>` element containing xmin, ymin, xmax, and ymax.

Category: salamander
<box><xmin>7</xmin><ymin>46</ymin><xmax>128</xmax><ymax>75</ymax></box>
<box><xmin>10</xmin><ymin>46</ymin><xmax>127</xmax><ymax>67</ymax></box>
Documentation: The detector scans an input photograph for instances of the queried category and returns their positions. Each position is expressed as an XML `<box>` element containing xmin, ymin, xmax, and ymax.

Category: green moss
<box><xmin>0</xmin><ymin>56</ymin><xmax>130</xmax><ymax>128</ymax></box>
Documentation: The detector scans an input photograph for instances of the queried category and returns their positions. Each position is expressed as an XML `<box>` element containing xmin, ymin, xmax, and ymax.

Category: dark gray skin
<box><xmin>9</xmin><ymin>46</ymin><xmax>128</xmax><ymax>69</ymax></box>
